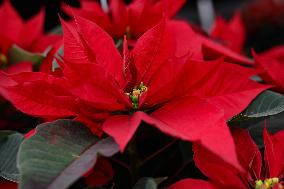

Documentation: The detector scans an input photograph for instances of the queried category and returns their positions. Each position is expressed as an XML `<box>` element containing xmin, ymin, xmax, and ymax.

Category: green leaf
<box><xmin>133</xmin><ymin>177</ymin><xmax>158</xmax><ymax>189</ymax></box>
<box><xmin>237</xmin><ymin>111</ymin><xmax>284</xmax><ymax>148</ymax></box>
<box><xmin>229</xmin><ymin>90</ymin><xmax>284</xmax><ymax>123</ymax></box>
<box><xmin>0</xmin><ymin>131</ymin><xmax>24</xmax><ymax>182</ymax></box>
<box><xmin>49</xmin><ymin>25</ymin><xmax>62</xmax><ymax>34</ymax></box>
<box><xmin>250</xmin><ymin>75</ymin><xmax>263</xmax><ymax>83</ymax></box>
<box><xmin>229</xmin><ymin>91</ymin><xmax>284</xmax><ymax>147</ymax></box>
<box><xmin>244</xmin><ymin>90</ymin><xmax>284</xmax><ymax>117</ymax></box>
<box><xmin>18</xmin><ymin>119</ymin><xmax>119</xmax><ymax>189</ymax></box>
<box><xmin>8</xmin><ymin>44</ymin><xmax>45</xmax><ymax>65</ymax></box>
<box><xmin>51</xmin><ymin>46</ymin><xmax>63</xmax><ymax>71</ymax></box>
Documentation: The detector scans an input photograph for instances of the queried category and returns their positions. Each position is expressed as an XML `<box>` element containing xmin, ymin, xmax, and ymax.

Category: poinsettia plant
<box><xmin>0</xmin><ymin>0</ymin><xmax>284</xmax><ymax>189</ymax></box>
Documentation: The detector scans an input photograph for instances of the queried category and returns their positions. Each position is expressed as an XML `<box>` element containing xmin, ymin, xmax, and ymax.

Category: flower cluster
<box><xmin>0</xmin><ymin>0</ymin><xmax>283</xmax><ymax>189</ymax></box>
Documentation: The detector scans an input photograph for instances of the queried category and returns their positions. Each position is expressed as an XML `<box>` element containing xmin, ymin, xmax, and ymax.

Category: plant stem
<box><xmin>142</xmin><ymin>139</ymin><xmax>178</xmax><ymax>164</ymax></box>
<box><xmin>128</xmin><ymin>138</ymin><xmax>142</xmax><ymax>184</ymax></box>
<box><xmin>109</xmin><ymin>157</ymin><xmax>131</xmax><ymax>172</ymax></box>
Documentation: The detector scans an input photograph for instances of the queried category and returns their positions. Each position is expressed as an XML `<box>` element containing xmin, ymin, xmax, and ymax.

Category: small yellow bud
<box><xmin>140</xmin><ymin>85</ymin><xmax>147</xmax><ymax>92</ymax></box>
<box><xmin>255</xmin><ymin>178</ymin><xmax>281</xmax><ymax>189</ymax></box>
<box><xmin>132</xmin><ymin>89</ymin><xmax>141</xmax><ymax>96</ymax></box>
<box><xmin>255</xmin><ymin>180</ymin><xmax>263</xmax><ymax>189</ymax></box>
<box><xmin>271</xmin><ymin>177</ymin><xmax>279</xmax><ymax>184</ymax></box>
<box><xmin>264</xmin><ymin>178</ymin><xmax>272</xmax><ymax>186</ymax></box>
<box><xmin>0</xmin><ymin>53</ymin><xmax>7</xmax><ymax>65</ymax></box>
<box><xmin>126</xmin><ymin>82</ymin><xmax>148</xmax><ymax>110</ymax></box>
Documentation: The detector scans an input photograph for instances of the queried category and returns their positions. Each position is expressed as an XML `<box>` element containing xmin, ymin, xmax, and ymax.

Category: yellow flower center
<box><xmin>125</xmin><ymin>26</ymin><xmax>131</xmax><ymax>39</ymax></box>
<box><xmin>255</xmin><ymin>178</ymin><xmax>283</xmax><ymax>189</ymax></box>
<box><xmin>0</xmin><ymin>53</ymin><xmax>7</xmax><ymax>66</ymax></box>
<box><xmin>126</xmin><ymin>82</ymin><xmax>148</xmax><ymax>109</ymax></box>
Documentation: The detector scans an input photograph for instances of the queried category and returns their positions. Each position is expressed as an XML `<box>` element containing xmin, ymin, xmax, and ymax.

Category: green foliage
<box><xmin>18</xmin><ymin>119</ymin><xmax>119</xmax><ymax>189</ymax></box>
<box><xmin>0</xmin><ymin>131</ymin><xmax>23</xmax><ymax>182</ymax></box>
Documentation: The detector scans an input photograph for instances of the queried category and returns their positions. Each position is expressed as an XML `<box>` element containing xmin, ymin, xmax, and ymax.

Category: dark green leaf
<box><xmin>52</xmin><ymin>46</ymin><xmax>63</xmax><ymax>71</ymax></box>
<box><xmin>250</xmin><ymin>75</ymin><xmax>263</xmax><ymax>83</ymax></box>
<box><xmin>229</xmin><ymin>90</ymin><xmax>284</xmax><ymax>124</ymax></box>
<box><xmin>243</xmin><ymin>90</ymin><xmax>284</xmax><ymax>117</ymax></box>
<box><xmin>0</xmin><ymin>131</ymin><xmax>16</xmax><ymax>141</ymax></box>
<box><xmin>237</xmin><ymin>111</ymin><xmax>284</xmax><ymax>148</ymax></box>
<box><xmin>133</xmin><ymin>177</ymin><xmax>157</xmax><ymax>189</ymax></box>
<box><xmin>49</xmin><ymin>25</ymin><xmax>62</xmax><ymax>34</ymax></box>
<box><xmin>8</xmin><ymin>45</ymin><xmax>45</xmax><ymax>65</ymax></box>
<box><xmin>0</xmin><ymin>131</ymin><xmax>24</xmax><ymax>182</ymax></box>
<box><xmin>18</xmin><ymin>119</ymin><xmax>119</xmax><ymax>189</ymax></box>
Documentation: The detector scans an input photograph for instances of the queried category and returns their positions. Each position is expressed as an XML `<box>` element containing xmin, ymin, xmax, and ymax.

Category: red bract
<box><xmin>64</xmin><ymin>0</ymin><xmax>252</xmax><ymax>66</ymax></box>
<box><xmin>0</xmin><ymin>49</ymin><xmax>59</xmax><ymax>131</ymax></box>
<box><xmin>84</xmin><ymin>157</ymin><xmax>114</xmax><ymax>187</ymax></box>
<box><xmin>0</xmin><ymin>0</ymin><xmax>61</xmax><ymax>90</ymax></box>
<box><xmin>0</xmin><ymin>1</ymin><xmax>61</xmax><ymax>132</ymax></box>
<box><xmin>0</xmin><ymin>179</ymin><xmax>17</xmax><ymax>189</ymax></box>
<box><xmin>198</xmin><ymin>12</ymin><xmax>251</xmax><ymax>66</ymax></box>
<box><xmin>0</xmin><ymin>0</ymin><xmax>60</xmax><ymax>57</ymax></box>
<box><xmin>185</xmin><ymin>11</ymin><xmax>251</xmax><ymax>65</ymax></box>
<box><xmin>211</xmin><ymin>12</ymin><xmax>245</xmax><ymax>54</ymax></box>
<box><xmin>62</xmin><ymin>0</ymin><xmax>185</xmax><ymax>39</ymax></box>
<box><xmin>0</xmin><ymin>16</ymin><xmax>269</xmax><ymax>167</ymax></box>
<box><xmin>253</xmin><ymin>46</ymin><xmax>284</xmax><ymax>93</ymax></box>
<box><xmin>200</xmin><ymin>35</ymin><xmax>253</xmax><ymax>66</ymax></box>
<box><xmin>170</xmin><ymin>128</ymin><xmax>284</xmax><ymax>189</ymax></box>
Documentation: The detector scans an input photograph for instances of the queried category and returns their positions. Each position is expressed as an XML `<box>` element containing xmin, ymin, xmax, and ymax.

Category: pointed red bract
<box><xmin>62</xmin><ymin>0</ymin><xmax>186</xmax><ymax>39</ymax></box>
<box><xmin>132</xmin><ymin>19</ymin><xmax>175</xmax><ymax>84</ymax></box>
<box><xmin>200</xmin><ymin>36</ymin><xmax>253</xmax><ymax>66</ymax></box>
<box><xmin>253</xmin><ymin>46</ymin><xmax>284</xmax><ymax>93</ymax></box>
<box><xmin>211</xmin><ymin>12</ymin><xmax>246</xmax><ymax>53</ymax></box>
<box><xmin>0</xmin><ymin>0</ymin><xmax>23</xmax><ymax>53</ymax></box>
<box><xmin>0</xmin><ymin>71</ymin><xmax>76</xmax><ymax>118</ymax></box>
<box><xmin>263</xmin><ymin>128</ymin><xmax>284</xmax><ymax>177</ymax></box>
<box><xmin>0</xmin><ymin>1</ymin><xmax>61</xmax><ymax>54</ymax></box>
<box><xmin>16</xmin><ymin>9</ymin><xmax>45</xmax><ymax>51</ymax></box>
<box><xmin>170</xmin><ymin>128</ymin><xmax>284</xmax><ymax>189</ymax></box>
<box><xmin>2</xmin><ymin>16</ymin><xmax>268</xmax><ymax>167</ymax></box>
<box><xmin>0</xmin><ymin>0</ymin><xmax>61</xmax><ymax>104</ymax></box>
<box><xmin>61</xmin><ymin>16</ymin><xmax>125</xmax><ymax>87</ymax></box>
<box><xmin>167</xmin><ymin>20</ymin><xmax>203</xmax><ymax>58</ymax></box>
<box><xmin>191</xmin><ymin>59</ymin><xmax>269</xmax><ymax>120</ymax></box>
<box><xmin>197</xmin><ymin>12</ymin><xmax>251</xmax><ymax>66</ymax></box>
<box><xmin>231</xmin><ymin>128</ymin><xmax>262</xmax><ymax>179</ymax></box>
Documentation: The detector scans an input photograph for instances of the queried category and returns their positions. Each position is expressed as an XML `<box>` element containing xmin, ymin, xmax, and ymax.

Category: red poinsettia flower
<box><xmin>64</xmin><ymin>0</ymin><xmax>252</xmax><ymax>66</ymax></box>
<box><xmin>170</xmin><ymin>128</ymin><xmax>284</xmax><ymax>189</ymax></box>
<box><xmin>0</xmin><ymin>16</ymin><xmax>269</xmax><ymax>167</ymax></box>
<box><xmin>62</xmin><ymin>0</ymin><xmax>185</xmax><ymax>39</ymax></box>
<box><xmin>0</xmin><ymin>0</ymin><xmax>61</xmax><ymax>130</ymax></box>
<box><xmin>197</xmin><ymin>12</ymin><xmax>251</xmax><ymax>66</ymax></box>
<box><xmin>210</xmin><ymin>12</ymin><xmax>245</xmax><ymax>54</ymax></box>
<box><xmin>0</xmin><ymin>0</ymin><xmax>61</xmax><ymax>67</ymax></box>
<box><xmin>253</xmin><ymin>46</ymin><xmax>284</xmax><ymax>93</ymax></box>
<box><xmin>184</xmin><ymin>11</ymin><xmax>250</xmax><ymax>66</ymax></box>
<box><xmin>200</xmin><ymin>34</ymin><xmax>252</xmax><ymax>66</ymax></box>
